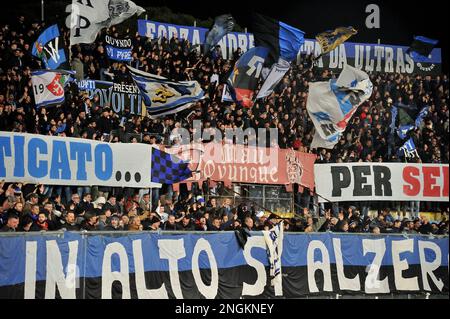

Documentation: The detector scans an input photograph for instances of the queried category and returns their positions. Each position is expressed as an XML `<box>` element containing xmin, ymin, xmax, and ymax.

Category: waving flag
<box><xmin>395</xmin><ymin>103</ymin><xmax>428</xmax><ymax>139</ymax></box>
<box><xmin>398</xmin><ymin>138</ymin><xmax>419</xmax><ymax>159</ymax></box>
<box><xmin>204</xmin><ymin>14</ymin><xmax>235</xmax><ymax>54</ymax></box>
<box><xmin>66</xmin><ymin>0</ymin><xmax>145</xmax><ymax>45</ymax></box>
<box><xmin>227</xmin><ymin>46</ymin><xmax>269</xmax><ymax>108</ymax></box>
<box><xmin>31</xmin><ymin>70</ymin><xmax>74</xmax><ymax>107</ymax></box>
<box><xmin>252</xmin><ymin>13</ymin><xmax>305</xmax><ymax>65</ymax></box>
<box><xmin>390</xmin><ymin>106</ymin><xmax>398</xmax><ymax>133</ymax></box>
<box><xmin>307</xmin><ymin>65</ymin><xmax>373</xmax><ymax>149</ymax></box>
<box><xmin>263</xmin><ymin>221</ymin><xmax>284</xmax><ymax>296</ymax></box>
<box><xmin>256</xmin><ymin>58</ymin><xmax>290</xmax><ymax>99</ymax></box>
<box><xmin>32</xmin><ymin>25</ymin><xmax>68</xmax><ymax>70</ymax></box>
<box><xmin>151</xmin><ymin>148</ymin><xmax>192</xmax><ymax>184</ymax></box>
<box><xmin>397</xmin><ymin>124</ymin><xmax>415</xmax><ymax>139</ymax></box>
<box><xmin>415</xmin><ymin>106</ymin><xmax>429</xmax><ymax>128</ymax></box>
<box><xmin>407</xmin><ymin>36</ymin><xmax>438</xmax><ymax>62</ymax></box>
<box><xmin>316</xmin><ymin>26</ymin><xmax>357</xmax><ymax>55</ymax></box>
<box><xmin>127</xmin><ymin>66</ymin><xmax>204</xmax><ymax>118</ymax></box>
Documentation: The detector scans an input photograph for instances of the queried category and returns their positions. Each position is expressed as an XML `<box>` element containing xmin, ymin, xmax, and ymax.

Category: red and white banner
<box><xmin>161</xmin><ymin>143</ymin><xmax>316</xmax><ymax>189</ymax></box>
<box><xmin>315</xmin><ymin>163</ymin><xmax>449</xmax><ymax>202</ymax></box>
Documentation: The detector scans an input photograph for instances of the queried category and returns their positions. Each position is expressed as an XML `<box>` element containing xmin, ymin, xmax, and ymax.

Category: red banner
<box><xmin>160</xmin><ymin>143</ymin><xmax>316</xmax><ymax>190</ymax></box>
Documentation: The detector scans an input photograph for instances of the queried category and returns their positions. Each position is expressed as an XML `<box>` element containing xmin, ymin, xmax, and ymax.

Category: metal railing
<box><xmin>0</xmin><ymin>230</ymin><xmax>447</xmax><ymax>238</ymax></box>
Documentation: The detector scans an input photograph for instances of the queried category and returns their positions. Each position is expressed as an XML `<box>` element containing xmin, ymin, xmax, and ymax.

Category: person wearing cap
<box><xmin>23</xmin><ymin>193</ymin><xmax>39</xmax><ymax>213</ymax></box>
<box><xmin>104</xmin><ymin>215</ymin><xmax>121</xmax><ymax>231</ymax></box>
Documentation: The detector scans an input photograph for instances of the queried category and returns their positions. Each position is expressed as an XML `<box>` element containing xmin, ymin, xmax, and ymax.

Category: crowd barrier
<box><xmin>0</xmin><ymin>231</ymin><xmax>447</xmax><ymax>299</ymax></box>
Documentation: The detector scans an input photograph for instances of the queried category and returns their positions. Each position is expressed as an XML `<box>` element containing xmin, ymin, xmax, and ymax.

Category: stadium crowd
<box><xmin>0</xmin><ymin>16</ymin><xmax>449</xmax><ymax>234</ymax></box>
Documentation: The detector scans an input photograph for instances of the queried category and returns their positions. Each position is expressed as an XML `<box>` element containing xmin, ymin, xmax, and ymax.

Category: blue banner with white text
<box><xmin>137</xmin><ymin>19</ymin><xmax>441</xmax><ymax>75</ymax></box>
<box><xmin>0</xmin><ymin>232</ymin><xmax>447</xmax><ymax>298</ymax></box>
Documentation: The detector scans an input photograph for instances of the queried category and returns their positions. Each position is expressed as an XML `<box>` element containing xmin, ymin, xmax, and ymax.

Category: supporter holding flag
<box><xmin>66</xmin><ymin>0</ymin><xmax>145</xmax><ymax>45</ymax></box>
<box><xmin>203</xmin><ymin>14</ymin><xmax>235</xmax><ymax>55</ymax></box>
<box><xmin>407</xmin><ymin>36</ymin><xmax>438</xmax><ymax>62</ymax></box>
<box><xmin>32</xmin><ymin>24</ymin><xmax>69</xmax><ymax>70</ymax></box>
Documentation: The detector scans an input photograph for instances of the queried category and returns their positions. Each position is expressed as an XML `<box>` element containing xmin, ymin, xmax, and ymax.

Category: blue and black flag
<box><xmin>32</xmin><ymin>24</ymin><xmax>68</xmax><ymax>70</ymax></box>
<box><xmin>151</xmin><ymin>148</ymin><xmax>192</xmax><ymax>184</ymax></box>
<box><xmin>407</xmin><ymin>36</ymin><xmax>438</xmax><ymax>62</ymax></box>
<box><xmin>251</xmin><ymin>13</ymin><xmax>305</xmax><ymax>65</ymax></box>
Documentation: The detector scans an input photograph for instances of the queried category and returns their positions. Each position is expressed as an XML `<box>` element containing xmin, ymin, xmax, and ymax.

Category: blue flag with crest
<box><xmin>32</xmin><ymin>25</ymin><xmax>68</xmax><ymax>70</ymax></box>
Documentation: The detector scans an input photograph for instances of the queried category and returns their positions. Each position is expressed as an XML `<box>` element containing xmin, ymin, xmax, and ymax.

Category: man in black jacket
<box><xmin>61</xmin><ymin>211</ymin><xmax>81</xmax><ymax>231</ymax></box>
<box><xmin>80</xmin><ymin>210</ymin><xmax>98</xmax><ymax>231</ymax></box>
<box><xmin>163</xmin><ymin>215</ymin><xmax>180</xmax><ymax>231</ymax></box>
<box><xmin>178</xmin><ymin>215</ymin><xmax>195</xmax><ymax>231</ymax></box>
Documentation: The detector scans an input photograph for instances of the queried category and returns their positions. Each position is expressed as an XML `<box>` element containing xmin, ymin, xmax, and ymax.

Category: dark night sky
<box><xmin>2</xmin><ymin>0</ymin><xmax>449</xmax><ymax>71</ymax></box>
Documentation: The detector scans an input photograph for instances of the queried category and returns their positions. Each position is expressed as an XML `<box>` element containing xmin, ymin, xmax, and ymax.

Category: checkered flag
<box><xmin>151</xmin><ymin>148</ymin><xmax>192</xmax><ymax>184</ymax></box>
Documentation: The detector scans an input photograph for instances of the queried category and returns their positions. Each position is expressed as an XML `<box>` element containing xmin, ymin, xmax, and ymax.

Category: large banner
<box><xmin>162</xmin><ymin>143</ymin><xmax>316</xmax><ymax>189</ymax></box>
<box><xmin>315</xmin><ymin>163</ymin><xmax>449</xmax><ymax>202</ymax></box>
<box><xmin>0</xmin><ymin>132</ymin><xmax>160</xmax><ymax>188</ymax></box>
<box><xmin>137</xmin><ymin>20</ymin><xmax>441</xmax><ymax>76</ymax></box>
<box><xmin>137</xmin><ymin>19</ymin><xmax>254</xmax><ymax>60</ymax></box>
<box><xmin>77</xmin><ymin>80</ymin><xmax>143</xmax><ymax>115</ymax></box>
<box><xmin>0</xmin><ymin>232</ymin><xmax>447</xmax><ymax>298</ymax></box>
<box><xmin>300</xmin><ymin>39</ymin><xmax>442</xmax><ymax>76</ymax></box>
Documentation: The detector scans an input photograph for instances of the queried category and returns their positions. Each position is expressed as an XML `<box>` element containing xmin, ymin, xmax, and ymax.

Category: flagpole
<box><xmin>41</xmin><ymin>0</ymin><xmax>45</xmax><ymax>22</ymax></box>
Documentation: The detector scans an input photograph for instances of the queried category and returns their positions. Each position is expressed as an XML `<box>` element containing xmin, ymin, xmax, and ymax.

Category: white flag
<box><xmin>263</xmin><ymin>221</ymin><xmax>284</xmax><ymax>296</ymax></box>
<box><xmin>221</xmin><ymin>84</ymin><xmax>234</xmax><ymax>103</ymax></box>
<box><xmin>256</xmin><ymin>58</ymin><xmax>290</xmax><ymax>99</ymax></box>
<box><xmin>307</xmin><ymin>64</ymin><xmax>373</xmax><ymax>149</ymax></box>
<box><xmin>31</xmin><ymin>70</ymin><xmax>74</xmax><ymax>107</ymax></box>
<box><xmin>66</xmin><ymin>0</ymin><xmax>145</xmax><ymax>45</ymax></box>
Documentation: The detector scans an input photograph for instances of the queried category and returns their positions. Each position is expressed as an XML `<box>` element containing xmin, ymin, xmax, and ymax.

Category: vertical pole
<box><xmin>41</xmin><ymin>0</ymin><xmax>45</xmax><ymax>22</ymax></box>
